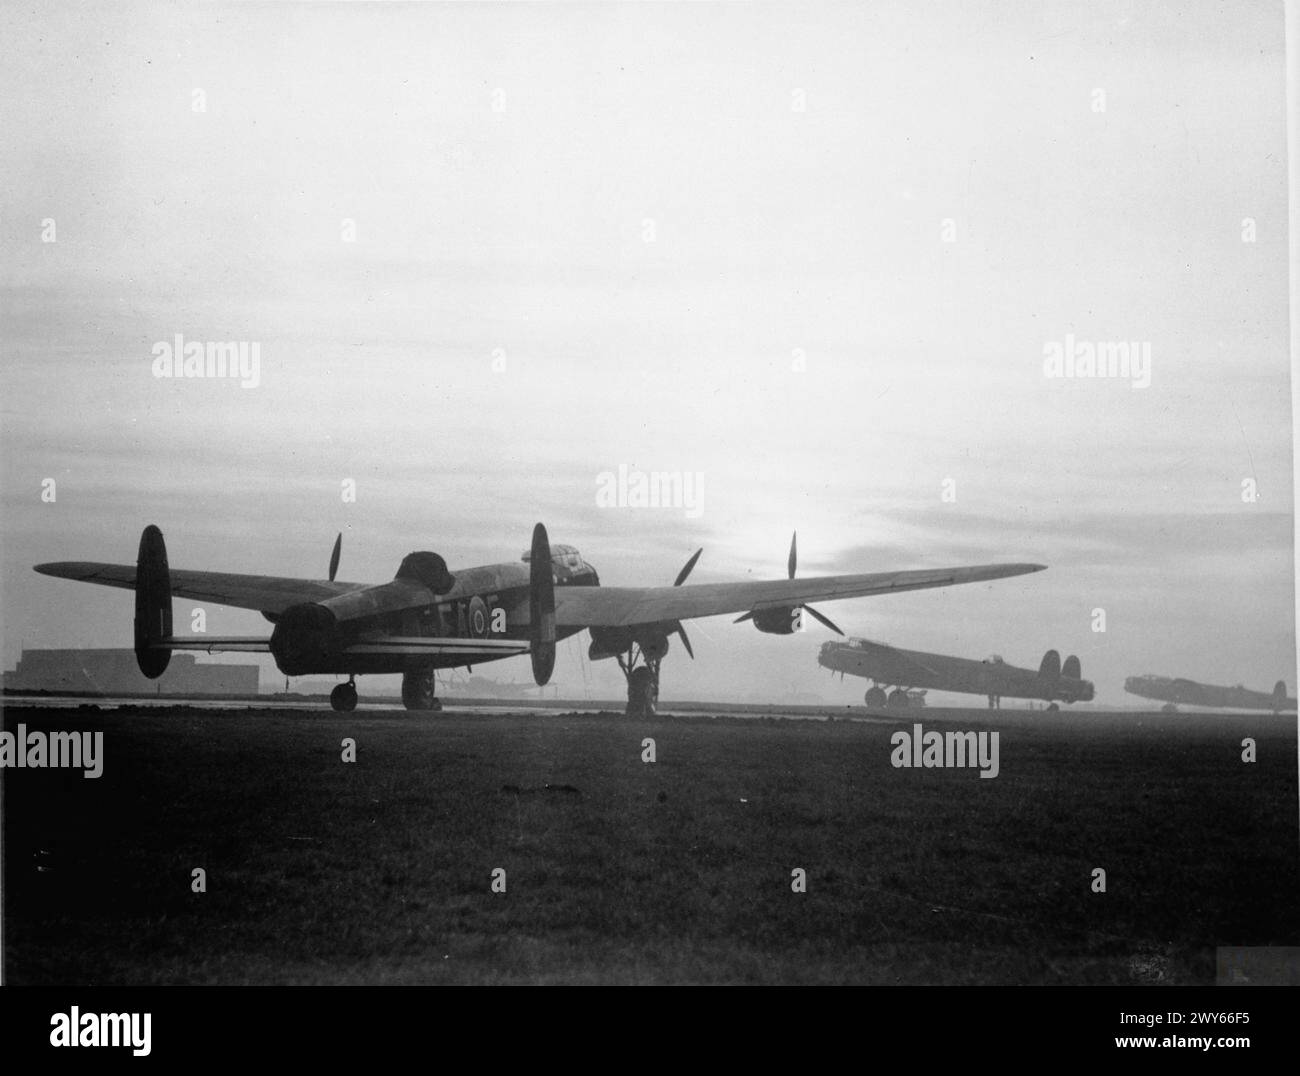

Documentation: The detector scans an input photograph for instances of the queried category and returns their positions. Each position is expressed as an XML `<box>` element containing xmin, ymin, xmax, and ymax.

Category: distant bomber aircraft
<box><xmin>36</xmin><ymin>527</ymin><xmax>1044</xmax><ymax>716</ymax></box>
<box><xmin>1124</xmin><ymin>674</ymin><xmax>1296</xmax><ymax>714</ymax></box>
<box><xmin>819</xmin><ymin>638</ymin><xmax>1094</xmax><ymax>710</ymax></box>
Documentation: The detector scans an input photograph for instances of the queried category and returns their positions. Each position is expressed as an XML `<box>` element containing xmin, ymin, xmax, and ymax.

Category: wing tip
<box><xmin>34</xmin><ymin>561</ymin><xmax>131</xmax><ymax>582</ymax></box>
<box><xmin>960</xmin><ymin>562</ymin><xmax>1047</xmax><ymax>579</ymax></box>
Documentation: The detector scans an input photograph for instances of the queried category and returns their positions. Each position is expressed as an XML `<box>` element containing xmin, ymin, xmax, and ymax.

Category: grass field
<box><xmin>4</xmin><ymin>704</ymin><xmax>1297</xmax><ymax>984</ymax></box>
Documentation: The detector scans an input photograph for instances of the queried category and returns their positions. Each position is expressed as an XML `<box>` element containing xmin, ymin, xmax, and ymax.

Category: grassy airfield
<box><xmin>4</xmin><ymin>704</ymin><xmax>1296</xmax><ymax>985</ymax></box>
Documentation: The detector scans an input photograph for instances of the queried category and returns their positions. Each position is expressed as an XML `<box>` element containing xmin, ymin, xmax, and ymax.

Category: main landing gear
<box><xmin>330</xmin><ymin>677</ymin><xmax>358</xmax><ymax>713</ymax></box>
<box><xmin>617</xmin><ymin>646</ymin><xmax>660</xmax><ymax>718</ymax></box>
<box><xmin>401</xmin><ymin>668</ymin><xmax>442</xmax><ymax>712</ymax></box>
<box><xmin>864</xmin><ymin>684</ymin><xmax>912</xmax><ymax>710</ymax></box>
<box><xmin>331</xmin><ymin>671</ymin><xmax>441</xmax><ymax>712</ymax></box>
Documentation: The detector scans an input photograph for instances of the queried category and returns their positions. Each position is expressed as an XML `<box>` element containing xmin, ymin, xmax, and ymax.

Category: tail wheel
<box><xmin>1046</xmin><ymin>702</ymin><xmax>1060</xmax><ymax>713</ymax></box>
<box><xmin>402</xmin><ymin>669</ymin><xmax>439</xmax><ymax>711</ymax></box>
<box><xmin>865</xmin><ymin>686</ymin><xmax>888</xmax><ymax>709</ymax></box>
<box><xmin>628</xmin><ymin>666</ymin><xmax>658</xmax><ymax>718</ymax></box>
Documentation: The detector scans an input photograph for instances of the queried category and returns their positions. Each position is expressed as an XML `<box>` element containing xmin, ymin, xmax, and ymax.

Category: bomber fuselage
<box><xmin>1124</xmin><ymin>675</ymin><xmax>1296</xmax><ymax>713</ymax></box>
<box><xmin>820</xmin><ymin>639</ymin><xmax>1094</xmax><ymax>704</ymax></box>
<box><xmin>268</xmin><ymin>548</ymin><xmax>598</xmax><ymax>676</ymax></box>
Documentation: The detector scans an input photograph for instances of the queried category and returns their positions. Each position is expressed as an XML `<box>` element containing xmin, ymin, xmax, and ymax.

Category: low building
<box><xmin>3</xmin><ymin>648</ymin><xmax>260</xmax><ymax>696</ymax></box>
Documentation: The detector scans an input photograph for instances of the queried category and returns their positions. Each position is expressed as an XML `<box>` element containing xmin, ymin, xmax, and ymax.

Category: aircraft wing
<box><xmin>37</xmin><ymin>559</ymin><xmax>1046</xmax><ymax>632</ymax></box>
<box><xmin>34</xmin><ymin>562</ymin><xmax>368</xmax><ymax>615</ymax></box>
<box><xmin>554</xmin><ymin>563</ymin><xmax>1045</xmax><ymax>629</ymax></box>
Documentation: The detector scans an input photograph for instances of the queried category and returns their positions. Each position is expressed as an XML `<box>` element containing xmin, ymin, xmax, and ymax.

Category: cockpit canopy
<box><xmin>521</xmin><ymin>542</ymin><xmax>584</xmax><ymax>569</ymax></box>
<box><xmin>521</xmin><ymin>542</ymin><xmax>598</xmax><ymax>584</ymax></box>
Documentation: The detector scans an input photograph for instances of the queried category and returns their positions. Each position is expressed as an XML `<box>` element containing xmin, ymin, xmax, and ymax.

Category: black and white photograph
<box><xmin>2</xmin><ymin>0</ymin><xmax>1297</xmax><ymax>1048</ymax></box>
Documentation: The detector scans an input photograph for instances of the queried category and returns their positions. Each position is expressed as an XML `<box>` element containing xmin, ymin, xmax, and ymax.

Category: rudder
<box><xmin>134</xmin><ymin>524</ymin><xmax>173</xmax><ymax>678</ymax></box>
<box><xmin>529</xmin><ymin>522</ymin><xmax>556</xmax><ymax>685</ymax></box>
<box><xmin>1038</xmin><ymin>649</ymin><xmax>1061</xmax><ymax>680</ymax></box>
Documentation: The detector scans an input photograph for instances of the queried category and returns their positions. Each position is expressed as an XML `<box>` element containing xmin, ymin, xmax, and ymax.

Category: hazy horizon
<box><xmin>2</xmin><ymin>1</ymin><xmax>1294</xmax><ymax>708</ymax></box>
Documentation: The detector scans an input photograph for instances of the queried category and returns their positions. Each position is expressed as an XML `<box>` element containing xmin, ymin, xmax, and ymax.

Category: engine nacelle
<box><xmin>588</xmin><ymin>626</ymin><xmax>669</xmax><ymax>661</ymax></box>
<box><xmin>750</xmin><ymin>606</ymin><xmax>803</xmax><ymax>635</ymax></box>
<box><xmin>640</xmin><ymin>635</ymin><xmax>670</xmax><ymax>662</ymax></box>
<box><xmin>588</xmin><ymin>627</ymin><xmax>634</xmax><ymax>661</ymax></box>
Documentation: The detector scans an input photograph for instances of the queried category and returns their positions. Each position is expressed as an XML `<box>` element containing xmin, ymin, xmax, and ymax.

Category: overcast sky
<box><xmin>1</xmin><ymin>1</ymin><xmax>1292</xmax><ymax>705</ymax></box>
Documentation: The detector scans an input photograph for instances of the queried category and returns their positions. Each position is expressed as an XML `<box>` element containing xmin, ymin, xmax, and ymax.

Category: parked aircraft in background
<box><xmin>819</xmin><ymin>637</ymin><xmax>1094</xmax><ymax>710</ymax></box>
<box><xmin>36</xmin><ymin>527</ymin><xmax>1045</xmax><ymax>716</ymax></box>
<box><xmin>1124</xmin><ymin>674</ymin><xmax>1296</xmax><ymax>714</ymax></box>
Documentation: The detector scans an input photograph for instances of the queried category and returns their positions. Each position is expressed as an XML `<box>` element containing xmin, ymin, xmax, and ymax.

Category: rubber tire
<box><xmin>331</xmin><ymin>683</ymin><xmax>357</xmax><ymax>712</ymax></box>
<box><xmin>627</xmin><ymin>666</ymin><xmax>658</xmax><ymax>718</ymax></box>
<box><xmin>887</xmin><ymin>689</ymin><xmax>909</xmax><ymax>709</ymax></box>
<box><xmin>402</xmin><ymin>669</ymin><xmax>438</xmax><ymax>711</ymax></box>
<box><xmin>865</xmin><ymin>687</ymin><xmax>888</xmax><ymax>709</ymax></box>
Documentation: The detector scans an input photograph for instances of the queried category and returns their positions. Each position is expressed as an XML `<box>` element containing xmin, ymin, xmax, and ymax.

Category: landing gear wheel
<box><xmin>402</xmin><ymin>669</ymin><xmax>440</xmax><ymax>711</ymax></box>
<box><xmin>1046</xmin><ymin>702</ymin><xmax>1060</xmax><ymax>713</ymax></box>
<box><xmin>887</xmin><ymin>689</ymin><xmax>909</xmax><ymax>709</ymax></box>
<box><xmin>330</xmin><ymin>682</ymin><xmax>358</xmax><ymax>712</ymax></box>
<box><xmin>865</xmin><ymin>686</ymin><xmax>888</xmax><ymax>710</ymax></box>
<box><xmin>628</xmin><ymin>665</ymin><xmax>658</xmax><ymax>718</ymax></box>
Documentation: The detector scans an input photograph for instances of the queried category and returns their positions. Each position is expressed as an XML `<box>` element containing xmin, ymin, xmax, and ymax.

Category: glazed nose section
<box><xmin>269</xmin><ymin>602</ymin><xmax>340</xmax><ymax>675</ymax></box>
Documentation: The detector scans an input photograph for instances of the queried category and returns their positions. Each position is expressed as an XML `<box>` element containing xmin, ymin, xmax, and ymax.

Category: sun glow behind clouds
<box><xmin>0</xmin><ymin>1</ymin><xmax>1293</xmax><ymax>703</ymax></box>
